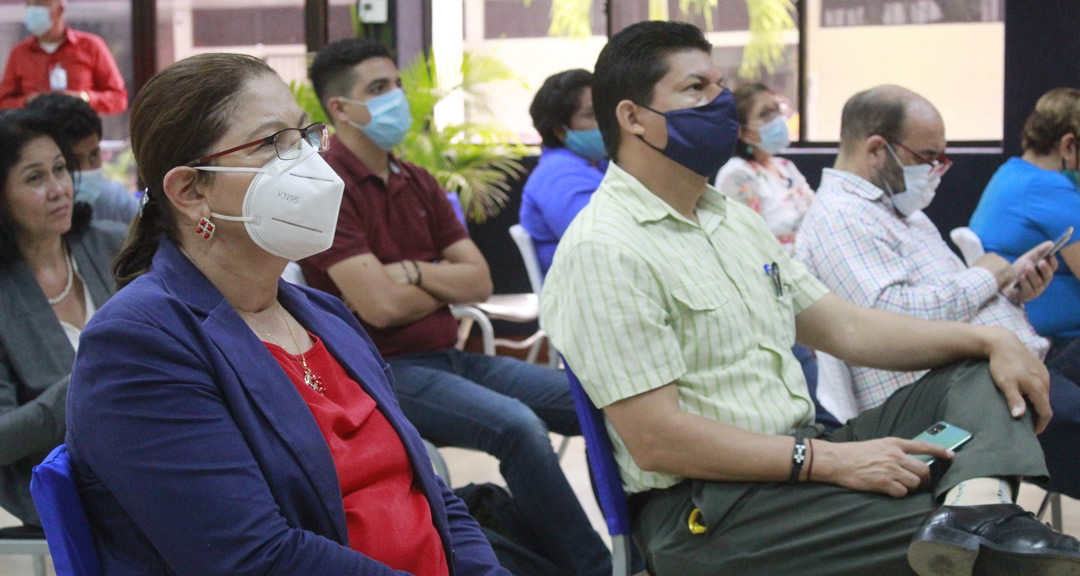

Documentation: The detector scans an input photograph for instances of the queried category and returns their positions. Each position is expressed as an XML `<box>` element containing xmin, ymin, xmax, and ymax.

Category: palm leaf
<box><xmin>289</xmin><ymin>80</ymin><xmax>330</xmax><ymax>126</ymax></box>
<box><xmin>532</xmin><ymin>0</ymin><xmax>795</xmax><ymax>78</ymax></box>
<box><xmin>397</xmin><ymin>50</ymin><xmax>527</xmax><ymax>223</ymax></box>
<box><xmin>741</xmin><ymin>0</ymin><xmax>796</xmax><ymax>78</ymax></box>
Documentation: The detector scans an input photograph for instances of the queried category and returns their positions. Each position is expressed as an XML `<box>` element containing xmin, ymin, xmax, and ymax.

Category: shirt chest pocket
<box><xmin>670</xmin><ymin>281</ymin><xmax>736</xmax><ymax>346</ymax></box>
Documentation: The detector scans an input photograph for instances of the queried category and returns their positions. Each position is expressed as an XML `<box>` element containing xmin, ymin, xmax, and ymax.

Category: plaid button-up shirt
<box><xmin>795</xmin><ymin>169</ymin><xmax>1049</xmax><ymax>410</ymax></box>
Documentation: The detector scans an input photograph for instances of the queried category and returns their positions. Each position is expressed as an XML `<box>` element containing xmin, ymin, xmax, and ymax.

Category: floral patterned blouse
<box><xmin>715</xmin><ymin>156</ymin><xmax>815</xmax><ymax>255</ymax></box>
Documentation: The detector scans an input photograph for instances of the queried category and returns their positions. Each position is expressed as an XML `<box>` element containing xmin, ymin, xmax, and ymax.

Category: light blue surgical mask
<box><xmin>750</xmin><ymin>116</ymin><xmax>790</xmax><ymax>155</ymax></box>
<box><xmin>74</xmin><ymin>169</ymin><xmax>106</xmax><ymax>203</ymax></box>
<box><xmin>564</xmin><ymin>128</ymin><xmax>607</xmax><ymax>162</ymax></box>
<box><xmin>341</xmin><ymin>89</ymin><xmax>413</xmax><ymax>150</ymax></box>
<box><xmin>24</xmin><ymin>5</ymin><xmax>52</xmax><ymax>37</ymax></box>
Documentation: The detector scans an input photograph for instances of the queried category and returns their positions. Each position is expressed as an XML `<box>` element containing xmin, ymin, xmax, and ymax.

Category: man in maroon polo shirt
<box><xmin>300</xmin><ymin>38</ymin><xmax>611</xmax><ymax>576</ymax></box>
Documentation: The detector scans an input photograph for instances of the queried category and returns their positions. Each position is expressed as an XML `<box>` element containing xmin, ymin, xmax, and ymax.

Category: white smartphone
<box><xmin>910</xmin><ymin>421</ymin><xmax>973</xmax><ymax>466</ymax></box>
<box><xmin>1046</xmin><ymin>226</ymin><xmax>1074</xmax><ymax>260</ymax></box>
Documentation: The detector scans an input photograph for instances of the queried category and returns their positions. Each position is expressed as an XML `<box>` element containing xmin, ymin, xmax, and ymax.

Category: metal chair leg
<box><xmin>1051</xmin><ymin>492</ymin><xmax>1063</xmax><ymax>531</ymax></box>
<box><xmin>1037</xmin><ymin>490</ymin><xmax>1052</xmax><ymax>520</ymax></box>
<box><xmin>1037</xmin><ymin>491</ymin><xmax>1064</xmax><ymax>531</ymax></box>
<box><xmin>556</xmin><ymin>436</ymin><xmax>570</xmax><ymax>460</ymax></box>
<box><xmin>612</xmin><ymin>534</ymin><xmax>633</xmax><ymax>576</ymax></box>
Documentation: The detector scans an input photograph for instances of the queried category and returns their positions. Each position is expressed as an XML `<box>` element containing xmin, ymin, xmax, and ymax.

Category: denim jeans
<box><xmin>386</xmin><ymin>349</ymin><xmax>611</xmax><ymax>576</ymax></box>
<box><xmin>1047</xmin><ymin>337</ymin><xmax>1080</xmax><ymax>385</ymax></box>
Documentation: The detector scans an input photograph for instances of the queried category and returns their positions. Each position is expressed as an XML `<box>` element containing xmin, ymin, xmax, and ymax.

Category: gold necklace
<box><xmin>257</xmin><ymin>305</ymin><xmax>326</xmax><ymax>395</ymax></box>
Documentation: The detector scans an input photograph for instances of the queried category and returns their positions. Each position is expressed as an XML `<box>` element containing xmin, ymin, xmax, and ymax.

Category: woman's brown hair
<box><xmin>1021</xmin><ymin>87</ymin><xmax>1080</xmax><ymax>156</ymax></box>
<box><xmin>112</xmin><ymin>53</ymin><xmax>275</xmax><ymax>288</ymax></box>
<box><xmin>733</xmin><ymin>82</ymin><xmax>773</xmax><ymax>161</ymax></box>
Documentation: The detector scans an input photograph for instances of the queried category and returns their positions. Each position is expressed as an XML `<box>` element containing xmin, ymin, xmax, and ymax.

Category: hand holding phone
<box><xmin>1046</xmin><ymin>226</ymin><xmax>1073</xmax><ymax>261</ymax></box>
<box><xmin>910</xmin><ymin>421</ymin><xmax>972</xmax><ymax>466</ymax></box>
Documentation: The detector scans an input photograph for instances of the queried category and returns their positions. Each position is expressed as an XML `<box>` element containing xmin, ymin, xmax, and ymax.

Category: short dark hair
<box><xmin>593</xmin><ymin>21</ymin><xmax>712</xmax><ymax>161</ymax></box>
<box><xmin>310</xmin><ymin>38</ymin><xmax>396</xmax><ymax>121</ymax></box>
<box><xmin>530</xmin><ymin>69</ymin><xmax>593</xmax><ymax>148</ymax></box>
<box><xmin>1021</xmin><ymin>87</ymin><xmax>1080</xmax><ymax>155</ymax></box>
<box><xmin>26</xmin><ymin>92</ymin><xmax>103</xmax><ymax>143</ymax></box>
<box><xmin>839</xmin><ymin>86</ymin><xmax>910</xmax><ymax>154</ymax></box>
<box><xmin>732</xmin><ymin>82</ymin><xmax>773</xmax><ymax>160</ymax></box>
<box><xmin>0</xmin><ymin>109</ymin><xmax>89</xmax><ymax>264</ymax></box>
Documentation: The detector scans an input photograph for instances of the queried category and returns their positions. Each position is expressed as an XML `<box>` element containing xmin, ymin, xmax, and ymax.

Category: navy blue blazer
<box><xmin>66</xmin><ymin>239</ymin><xmax>506</xmax><ymax>575</ymax></box>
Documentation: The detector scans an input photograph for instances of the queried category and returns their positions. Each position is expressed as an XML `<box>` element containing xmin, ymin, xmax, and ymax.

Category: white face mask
<box><xmin>882</xmin><ymin>143</ymin><xmax>941</xmax><ymax>217</ymax></box>
<box><xmin>74</xmin><ymin>168</ymin><xmax>106</xmax><ymax>203</ymax></box>
<box><xmin>193</xmin><ymin>142</ymin><xmax>345</xmax><ymax>261</ymax></box>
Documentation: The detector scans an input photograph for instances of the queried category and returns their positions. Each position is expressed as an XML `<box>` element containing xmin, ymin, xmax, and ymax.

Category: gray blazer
<box><xmin>0</xmin><ymin>220</ymin><xmax>126</xmax><ymax>525</ymax></box>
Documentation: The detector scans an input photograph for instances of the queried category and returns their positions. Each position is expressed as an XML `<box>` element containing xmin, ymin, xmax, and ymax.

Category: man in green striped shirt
<box><xmin>541</xmin><ymin>20</ymin><xmax>1080</xmax><ymax>576</ymax></box>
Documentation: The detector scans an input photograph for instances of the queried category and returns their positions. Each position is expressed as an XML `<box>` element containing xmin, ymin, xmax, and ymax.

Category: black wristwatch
<box><xmin>788</xmin><ymin>433</ymin><xmax>806</xmax><ymax>484</ymax></box>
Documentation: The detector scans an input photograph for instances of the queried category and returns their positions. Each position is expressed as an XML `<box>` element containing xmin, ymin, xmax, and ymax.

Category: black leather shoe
<box><xmin>908</xmin><ymin>504</ymin><xmax>1080</xmax><ymax>576</ymax></box>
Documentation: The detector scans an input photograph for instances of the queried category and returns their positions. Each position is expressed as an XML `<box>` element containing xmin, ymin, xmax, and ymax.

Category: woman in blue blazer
<box><xmin>65</xmin><ymin>53</ymin><xmax>506</xmax><ymax>575</ymax></box>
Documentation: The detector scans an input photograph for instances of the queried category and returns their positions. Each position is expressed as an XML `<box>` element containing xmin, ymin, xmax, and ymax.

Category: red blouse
<box><xmin>265</xmin><ymin>334</ymin><xmax>449</xmax><ymax>576</ymax></box>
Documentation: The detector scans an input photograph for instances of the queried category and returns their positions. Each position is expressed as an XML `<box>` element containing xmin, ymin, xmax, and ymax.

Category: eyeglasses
<box><xmin>889</xmin><ymin>140</ymin><xmax>952</xmax><ymax>178</ymax></box>
<box><xmin>186</xmin><ymin>122</ymin><xmax>329</xmax><ymax>167</ymax></box>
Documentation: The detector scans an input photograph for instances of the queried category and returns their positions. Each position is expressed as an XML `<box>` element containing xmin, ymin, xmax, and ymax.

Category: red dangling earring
<box><xmin>195</xmin><ymin>217</ymin><xmax>216</xmax><ymax>240</ymax></box>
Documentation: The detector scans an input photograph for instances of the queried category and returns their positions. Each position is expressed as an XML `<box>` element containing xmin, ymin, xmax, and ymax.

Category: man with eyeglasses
<box><xmin>795</xmin><ymin>84</ymin><xmax>1080</xmax><ymax>502</ymax></box>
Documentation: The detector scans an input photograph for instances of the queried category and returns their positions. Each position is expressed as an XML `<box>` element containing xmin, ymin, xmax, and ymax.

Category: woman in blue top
<box><xmin>520</xmin><ymin>69</ymin><xmax>607</xmax><ymax>276</ymax></box>
<box><xmin>970</xmin><ymin>87</ymin><xmax>1080</xmax><ymax>381</ymax></box>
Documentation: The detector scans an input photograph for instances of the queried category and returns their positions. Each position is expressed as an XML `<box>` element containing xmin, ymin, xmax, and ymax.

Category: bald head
<box><xmin>839</xmin><ymin>85</ymin><xmax>941</xmax><ymax>155</ymax></box>
<box><xmin>833</xmin><ymin>85</ymin><xmax>946</xmax><ymax>191</ymax></box>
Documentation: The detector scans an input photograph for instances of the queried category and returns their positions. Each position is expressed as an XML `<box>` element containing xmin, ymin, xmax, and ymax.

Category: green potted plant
<box><xmin>398</xmin><ymin>50</ymin><xmax>529</xmax><ymax>223</ymax></box>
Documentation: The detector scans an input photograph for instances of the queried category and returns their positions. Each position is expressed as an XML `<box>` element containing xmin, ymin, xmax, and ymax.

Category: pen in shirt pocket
<box><xmin>764</xmin><ymin>262</ymin><xmax>783</xmax><ymax>297</ymax></box>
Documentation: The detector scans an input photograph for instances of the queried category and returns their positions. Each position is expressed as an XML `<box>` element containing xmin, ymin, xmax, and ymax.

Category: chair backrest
<box><xmin>561</xmin><ymin>359</ymin><xmax>631</xmax><ymax>538</ymax></box>
<box><xmin>814</xmin><ymin>351</ymin><xmax>859</xmax><ymax>423</ymax></box>
<box><xmin>509</xmin><ymin>224</ymin><xmax>544</xmax><ymax>298</ymax></box>
<box><xmin>950</xmin><ymin>227</ymin><xmax>986</xmax><ymax>267</ymax></box>
<box><xmin>30</xmin><ymin>444</ymin><xmax>102</xmax><ymax>576</ymax></box>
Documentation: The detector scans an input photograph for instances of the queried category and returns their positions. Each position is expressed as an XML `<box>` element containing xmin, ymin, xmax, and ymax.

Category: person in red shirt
<box><xmin>301</xmin><ymin>38</ymin><xmax>612</xmax><ymax>576</ymax></box>
<box><xmin>66</xmin><ymin>52</ymin><xmax>506</xmax><ymax>575</ymax></box>
<box><xmin>0</xmin><ymin>0</ymin><xmax>128</xmax><ymax>115</ymax></box>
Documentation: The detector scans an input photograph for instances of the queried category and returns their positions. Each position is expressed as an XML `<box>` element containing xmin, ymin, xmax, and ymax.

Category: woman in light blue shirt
<box><xmin>520</xmin><ymin>69</ymin><xmax>607</xmax><ymax>276</ymax></box>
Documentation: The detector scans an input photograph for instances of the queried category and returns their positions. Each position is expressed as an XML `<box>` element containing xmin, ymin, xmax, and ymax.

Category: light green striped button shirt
<box><xmin>541</xmin><ymin>162</ymin><xmax>829</xmax><ymax>494</ymax></box>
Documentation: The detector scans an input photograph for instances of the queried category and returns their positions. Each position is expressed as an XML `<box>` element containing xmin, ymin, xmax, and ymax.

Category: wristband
<box><xmin>411</xmin><ymin>260</ymin><xmax>422</xmax><ymax>286</ymax></box>
<box><xmin>399</xmin><ymin>261</ymin><xmax>413</xmax><ymax>284</ymax></box>
<box><xmin>806</xmin><ymin>438</ymin><xmax>815</xmax><ymax>482</ymax></box>
<box><xmin>788</xmin><ymin>433</ymin><xmax>806</xmax><ymax>484</ymax></box>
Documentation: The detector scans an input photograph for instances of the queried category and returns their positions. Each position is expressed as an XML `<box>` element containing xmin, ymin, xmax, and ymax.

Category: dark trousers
<box><xmin>386</xmin><ymin>349</ymin><xmax>611</xmax><ymax>576</ymax></box>
<box><xmin>633</xmin><ymin>360</ymin><xmax>1048</xmax><ymax>576</ymax></box>
<box><xmin>1042</xmin><ymin>337</ymin><xmax>1080</xmax><ymax>498</ymax></box>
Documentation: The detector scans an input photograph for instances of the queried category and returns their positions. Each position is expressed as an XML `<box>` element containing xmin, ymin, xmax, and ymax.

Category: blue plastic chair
<box><xmin>30</xmin><ymin>444</ymin><xmax>102</xmax><ymax>576</ymax></box>
<box><xmin>562</xmin><ymin>359</ymin><xmax>634</xmax><ymax>576</ymax></box>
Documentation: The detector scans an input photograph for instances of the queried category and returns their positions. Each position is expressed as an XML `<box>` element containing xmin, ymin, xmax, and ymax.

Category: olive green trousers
<box><xmin>634</xmin><ymin>360</ymin><xmax>1049</xmax><ymax>576</ymax></box>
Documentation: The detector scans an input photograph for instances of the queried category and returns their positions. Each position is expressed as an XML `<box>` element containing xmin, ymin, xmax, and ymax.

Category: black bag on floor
<box><xmin>454</xmin><ymin>482</ymin><xmax>562</xmax><ymax>576</ymax></box>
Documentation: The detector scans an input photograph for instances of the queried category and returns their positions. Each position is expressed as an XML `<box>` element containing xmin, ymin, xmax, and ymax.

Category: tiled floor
<box><xmin>2</xmin><ymin>434</ymin><xmax>1077</xmax><ymax>575</ymax></box>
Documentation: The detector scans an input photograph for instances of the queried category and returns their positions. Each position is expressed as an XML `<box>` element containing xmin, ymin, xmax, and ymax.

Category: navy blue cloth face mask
<box><xmin>635</xmin><ymin>89</ymin><xmax>739</xmax><ymax>178</ymax></box>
